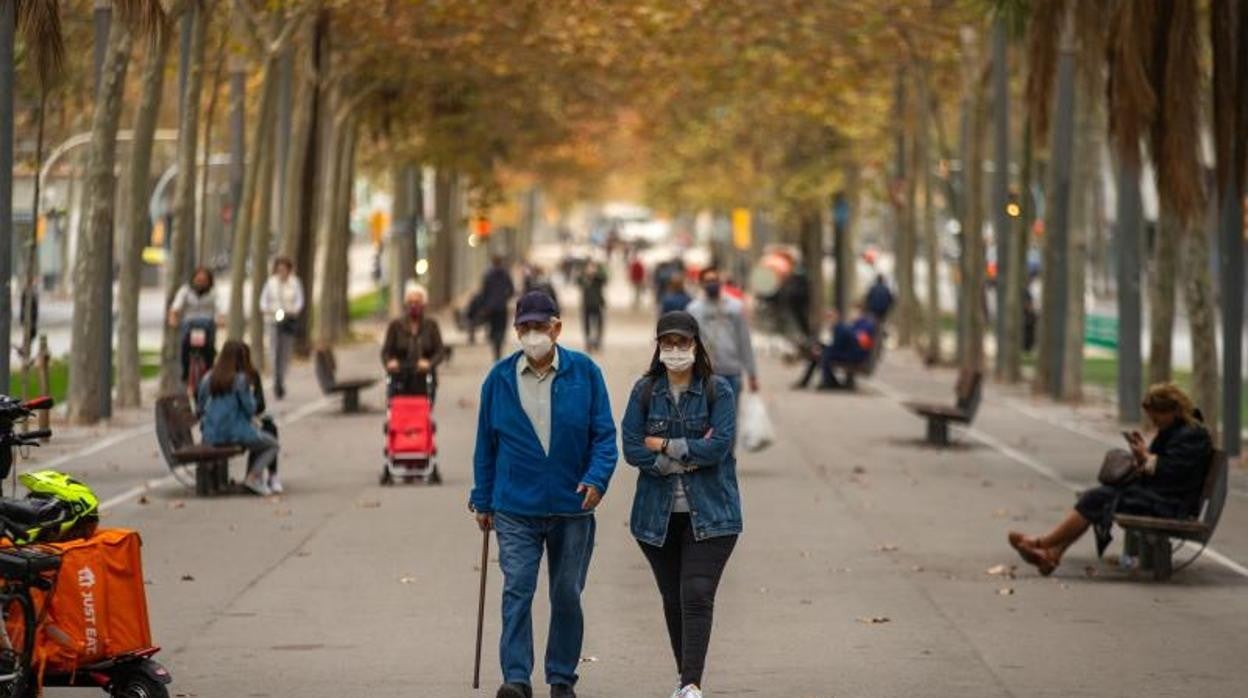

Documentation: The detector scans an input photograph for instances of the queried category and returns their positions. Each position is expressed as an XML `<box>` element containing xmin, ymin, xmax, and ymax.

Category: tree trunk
<box><xmin>1062</xmin><ymin>75</ymin><xmax>1101</xmax><ymax>402</ymax></box>
<box><xmin>247</xmin><ymin>118</ymin><xmax>277</xmax><ymax>369</ymax></box>
<box><xmin>331</xmin><ymin>116</ymin><xmax>357</xmax><ymax>340</ymax></box>
<box><xmin>1183</xmin><ymin>214</ymin><xmax>1220</xmax><ymax>440</ymax></box>
<box><xmin>895</xmin><ymin>69</ymin><xmax>918</xmax><ymax>348</ymax></box>
<box><xmin>962</xmin><ymin>69</ymin><xmax>989</xmax><ymax>373</ymax></box>
<box><xmin>312</xmin><ymin>94</ymin><xmax>345</xmax><ymax>346</ymax></box>
<box><xmin>118</xmin><ymin>22</ymin><xmax>172</xmax><ymax>408</ymax></box>
<box><xmin>0</xmin><ymin>0</ymin><xmax>14</xmax><ymax>393</ymax></box>
<box><xmin>991</xmin><ymin>16</ymin><xmax>1011</xmax><ymax>378</ymax></box>
<box><xmin>227</xmin><ymin>54</ymin><xmax>280</xmax><ymax>340</ymax></box>
<box><xmin>197</xmin><ymin>30</ymin><xmax>228</xmax><ymax>260</ymax></box>
<box><xmin>799</xmin><ymin>206</ymin><xmax>825</xmax><ymax>335</ymax></box>
<box><xmin>388</xmin><ymin>162</ymin><xmax>412</xmax><ymax>318</ymax></box>
<box><xmin>68</xmin><ymin>19</ymin><xmax>132</xmax><ymax>424</ymax></box>
<box><xmin>160</xmin><ymin>1</ymin><xmax>208</xmax><ymax>396</ymax></box>
<box><xmin>915</xmin><ymin>67</ymin><xmax>940</xmax><ymax>364</ymax></box>
<box><xmin>1002</xmin><ymin>118</ymin><xmax>1032</xmax><ymax>382</ymax></box>
<box><xmin>429</xmin><ymin>168</ymin><xmax>456</xmax><ymax>309</ymax></box>
<box><xmin>1147</xmin><ymin>209</ymin><xmax>1180</xmax><ymax>385</ymax></box>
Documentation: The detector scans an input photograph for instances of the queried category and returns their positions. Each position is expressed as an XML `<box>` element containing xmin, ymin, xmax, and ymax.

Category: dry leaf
<box><xmin>911</xmin><ymin>565</ymin><xmax>925</xmax><ymax>573</ymax></box>
<box><xmin>985</xmin><ymin>564</ymin><xmax>1016</xmax><ymax>578</ymax></box>
<box><xmin>167</xmin><ymin>500</ymin><xmax>186</xmax><ymax>510</ymax></box>
<box><xmin>579</xmin><ymin>656</ymin><xmax>599</xmax><ymax>663</ymax></box>
<box><xmin>399</xmin><ymin>576</ymin><xmax>417</xmax><ymax>584</ymax></box>
<box><xmin>997</xmin><ymin>587</ymin><xmax>1015</xmax><ymax>596</ymax></box>
<box><xmin>180</xmin><ymin>574</ymin><xmax>195</xmax><ymax>582</ymax></box>
<box><xmin>358</xmin><ymin>499</ymin><xmax>382</xmax><ymax>509</ymax></box>
<box><xmin>138</xmin><ymin>495</ymin><xmax>149</xmax><ymax>505</ymax></box>
<box><xmin>877</xmin><ymin>544</ymin><xmax>900</xmax><ymax>553</ymax></box>
<box><xmin>856</xmin><ymin>616</ymin><xmax>891</xmax><ymax>624</ymax></box>
<box><xmin>851</xmin><ymin>465</ymin><xmax>867</xmax><ymax>474</ymax></box>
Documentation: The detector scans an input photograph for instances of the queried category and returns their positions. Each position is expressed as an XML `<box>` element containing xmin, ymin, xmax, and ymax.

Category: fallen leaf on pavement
<box><xmin>800</xmin><ymin>599</ymin><xmax>813</xmax><ymax>605</ymax></box>
<box><xmin>167</xmin><ymin>500</ymin><xmax>186</xmax><ymax>510</ymax></box>
<box><xmin>856</xmin><ymin>616</ymin><xmax>891</xmax><ymax>625</ymax></box>
<box><xmin>992</xmin><ymin>509</ymin><xmax>1010</xmax><ymax>519</ymax></box>
<box><xmin>274</xmin><ymin>509</ymin><xmax>293</xmax><ymax>517</ymax></box>
<box><xmin>877</xmin><ymin>544</ymin><xmax>900</xmax><ymax>553</ymax></box>
<box><xmin>851</xmin><ymin>465</ymin><xmax>867</xmax><ymax>475</ymax></box>
<box><xmin>997</xmin><ymin>587</ymin><xmax>1015</xmax><ymax>596</ymax></box>
<box><xmin>579</xmin><ymin>656</ymin><xmax>599</xmax><ymax>663</ymax></box>
<box><xmin>911</xmin><ymin>565</ymin><xmax>925</xmax><ymax>573</ymax></box>
<box><xmin>399</xmin><ymin>576</ymin><xmax>417</xmax><ymax>584</ymax></box>
<box><xmin>358</xmin><ymin>499</ymin><xmax>382</xmax><ymax>509</ymax></box>
<box><xmin>985</xmin><ymin>564</ymin><xmax>1016</xmax><ymax>578</ymax></box>
<box><xmin>138</xmin><ymin>495</ymin><xmax>149</xmax><ymax>505</ymax></box>
<box><xmin>758</xmin><ymin>586</ymin><xmax>769</xmax><ymax>594</ymax></box>
<box><xmin>180</xmin><ymin>574</ymin><xmax>195</xmax><ymax>582</ymax></box>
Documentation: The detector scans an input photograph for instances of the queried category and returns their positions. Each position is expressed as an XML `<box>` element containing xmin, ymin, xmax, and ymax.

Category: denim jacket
<box><xmin>197</xmin><ymin>373</ymin><xmax>261</xmax><ymax>445</ymax></box>
<box><xmin>621</xmin><ymin>373</ymin><xmax>742</xmax><ymax>546</ymax></box>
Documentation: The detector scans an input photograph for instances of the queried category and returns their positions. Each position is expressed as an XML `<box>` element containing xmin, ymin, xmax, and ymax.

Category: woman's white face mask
<box><xmin>659</xmin><ymin>347</ymin><xmax>696</xmax><ymax>373</ymax></box>
<box><xmin>520</xmin><ymin>331</ymin><xmax>554</xmax><ymax>360</ymax></box>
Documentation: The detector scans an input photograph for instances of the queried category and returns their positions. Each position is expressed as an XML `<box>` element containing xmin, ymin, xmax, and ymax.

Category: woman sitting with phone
<box><xmin>1008</xmin><ymin>383</ymin><xmax>1212</xmax><ymax>575</ymax></box>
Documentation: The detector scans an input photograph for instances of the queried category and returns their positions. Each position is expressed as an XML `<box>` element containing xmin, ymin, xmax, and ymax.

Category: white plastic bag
<box><xmin>740</xmin><ymin>393</ymin><xmax>775</xmax><ymax>452</ymax></box>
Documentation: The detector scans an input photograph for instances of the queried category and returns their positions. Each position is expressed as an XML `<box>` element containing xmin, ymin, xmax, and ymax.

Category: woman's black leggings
<box><xmin>638</xmin><ymin>513</ymin><xmax>737</xmax><ymax>687</ymax></box>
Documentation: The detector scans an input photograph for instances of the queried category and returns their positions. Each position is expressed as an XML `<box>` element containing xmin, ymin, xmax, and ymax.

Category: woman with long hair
<box><xmin>197</xmin><ymin>340</ymin><xmax>280</xmax><ymax>496</ymax></box>
<box><xmin>621</xmin><ymin>311</ymin><xmax>742</xmax><ymax>698</ymax></box>
<box><xmin>239</xmin><ymin>343</ymin><xmax>283</xmax><ymax>494</ymax></box>
<box><xmin>1009</xmin><ymin>382</ymin><xmax>1213</xmax><ymax>574</ymax></box>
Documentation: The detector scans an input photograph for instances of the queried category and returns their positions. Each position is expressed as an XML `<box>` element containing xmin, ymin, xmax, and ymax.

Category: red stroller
<box><xmin>380</xmin><ymin>371</ymin><xmax>441</xmax><ymax>485</ymax></box>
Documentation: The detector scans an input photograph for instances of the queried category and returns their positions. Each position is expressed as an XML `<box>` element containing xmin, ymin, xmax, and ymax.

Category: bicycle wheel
<box><xmin>0</xmin><ymin>591</ymin><xmax>37</xmax><ymax>698</ymax></box>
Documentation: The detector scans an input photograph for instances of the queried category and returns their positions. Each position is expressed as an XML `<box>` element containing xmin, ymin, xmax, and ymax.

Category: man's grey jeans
<box><xmin>270</xmin><ymin>324</ymin><xmax>296</xmax><ymax>390</ymax></box>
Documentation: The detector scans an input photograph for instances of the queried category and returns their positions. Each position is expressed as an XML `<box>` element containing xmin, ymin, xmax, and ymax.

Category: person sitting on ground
<box><xmin>197</xmin><ymin>340</ymin><xmax>280</xmax><ymax>496</ymax></box>
<box><xmin>792</xmin><ymin>306</ymin><xmax>877</xmax><ymax>390</ymax></box>
<box><xmin>864</xmin><ymin>274</ymin><xmax>895</xmax><ymax>321</ymax></box>
<box><xmin>381</xmin><ymin>282</ymin><xmax>446</xmax><ymax>402</ymax></box>
<box><xmin>168</xmin><ymin>267</ymin><xmax>223</xmax><ymax>383</ymax></box>
<box><xmin>1008</xmin><ymin>383</ymin><xmax>1213</xmax><ymax>575</ymax></box>
<box><xmin>659</xmin><ymin>276</ymin><xmax>693</xmax><ymax>315</ymax></box>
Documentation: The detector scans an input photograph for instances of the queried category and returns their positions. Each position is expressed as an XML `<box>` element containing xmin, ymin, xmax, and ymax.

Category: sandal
<box><xmin>1008</xmin><ymin>533</ymin><xmax>1058</xmax><ymax>576</ymax></box>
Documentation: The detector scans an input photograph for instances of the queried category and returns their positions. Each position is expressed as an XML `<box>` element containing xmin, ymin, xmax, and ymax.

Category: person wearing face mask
<box><xmin>381</xmin><ymin>281</ymin><xmax>446</xmax><ymax>402</ymax></box>
<box><xmin>470</xmin><ymin>291</ymin><xmax>618</xmax><ymax>698</ymax></box>
<box><xmin>686</xmin><ymin>267</ymin><xmax>759</xmax><ymax>411</ymax></box>
<box><xmin>621</xmin><ymin>311</ymin><xmax>741</xmax><ymax>698</ymax></box>
<box><xmin>259</xmin><ymin>257</ymin><xmax>305</xmax><ymax>399</ymax></box>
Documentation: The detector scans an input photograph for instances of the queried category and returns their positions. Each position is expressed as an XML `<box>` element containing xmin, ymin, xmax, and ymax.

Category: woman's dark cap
<box><xmin>657</xmin><ymin>311</ymin><xmax>699</xmax><ymax>339</ymax></box>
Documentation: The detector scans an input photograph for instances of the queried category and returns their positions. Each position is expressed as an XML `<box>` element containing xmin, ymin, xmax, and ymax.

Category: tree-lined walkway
<box><xmin>19</xmin><ymin>311</ymin><xmax>1246</xmax><ymax>697</ymax></box>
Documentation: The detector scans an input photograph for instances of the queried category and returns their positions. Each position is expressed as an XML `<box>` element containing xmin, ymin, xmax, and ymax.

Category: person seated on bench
<box><xmin>381</xmin><ymin>282</ymin><xmax>446</xmax><ymax>402</ymax></box>
<box><xmin>197</xmin><ymin>340</ymin><xmax>280</xmax><ymax>497</ymax></box>
<box><xmin>792</xmin><ymin>306</ymin><xmax>877</xmax><ymax>390</ymax></box>
<box><xmin>240</xmin><ymin>343</ymin><xmax>282</xmax><ymax>495</ymax></box>
<box><xmin>1008</xmin><ymin>383</ymin><xmax>1212</xmax><ymax>576</ymax></box>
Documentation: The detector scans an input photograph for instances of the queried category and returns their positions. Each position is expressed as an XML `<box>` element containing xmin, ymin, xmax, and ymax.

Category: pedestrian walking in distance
<box><xmin>578</xmin><ymin>260</ymin><xmax>607</xmax><ymax>352</ymax></box>
<box><xmin>480</xmin><ymin>256</ymin><xmax>517</xmax><ymax>362</ymax></box>
<box><xmin>470</xmin><ymin>291</ymin><xmax>618</xmax><ymax>698</ymax></box>
<box><xmin>258</xmin><ymin>256</ymin><xmax>305</xmax><ymax>399</ymax></box>
<box><xmin>621</xmin><ymin>311</ymin><xmax>742</xmax><ymax>698</ymax></box>
<box><xmin>380</xmin><ymin>281</ymin><xmax>446</xmax><ymax>402</ymax></box>
<box><xmin>687</xmin><ymin>267</ymin><xmax>760</xmax><ymax>409</ymax></box>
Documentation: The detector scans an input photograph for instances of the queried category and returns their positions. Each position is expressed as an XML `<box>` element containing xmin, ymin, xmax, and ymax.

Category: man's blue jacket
<box><xmin>470</xmin><ymin>346</ymin><xmax>618</xmax><ymax>515</ymax></box>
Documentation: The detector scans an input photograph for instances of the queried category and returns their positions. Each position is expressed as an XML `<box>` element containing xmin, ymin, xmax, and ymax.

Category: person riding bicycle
<box><xmin>381</xmin><ymin>282</ymin><xmax>446</xmax><ymax>403</ymax></box>
<box><xmin>168</xmin><ymin>267</ymin><xmax>223</xmax><ymax>384</ymax></box>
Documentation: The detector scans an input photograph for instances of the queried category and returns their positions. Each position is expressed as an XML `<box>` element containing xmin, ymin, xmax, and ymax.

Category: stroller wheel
<box><xmin>428</xmin><ymin>467</ymin><xmax>443</xmax><ymax>485</ymax></box>
<box><xmin>379</xmin><ymin>468</ymin><xmax>394</xmax><ymax>486</ymax></box>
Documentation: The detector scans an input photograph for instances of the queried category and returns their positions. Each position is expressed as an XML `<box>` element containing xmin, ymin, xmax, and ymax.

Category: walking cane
<box><xmin>473</xmin><ymin>527</ymin><xmax>490</xmax><ymax>689</ymax></box>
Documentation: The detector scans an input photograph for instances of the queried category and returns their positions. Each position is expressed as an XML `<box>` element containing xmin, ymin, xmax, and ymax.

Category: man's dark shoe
<box><xmin>550</xmin><ymin>684</ymin><xmax>576</xmax><ymax>698</ymax></box>
<box><xmin>496</xmin><ymin>683</ymin><xmax>532</xmax><ymax>698</ymax></box>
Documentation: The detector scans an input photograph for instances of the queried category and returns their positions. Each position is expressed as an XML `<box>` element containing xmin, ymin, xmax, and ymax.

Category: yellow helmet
<box><xmin>16</xmin><ymin>470</ymin><xmax>100</xmax><ymax>544</ymax></box>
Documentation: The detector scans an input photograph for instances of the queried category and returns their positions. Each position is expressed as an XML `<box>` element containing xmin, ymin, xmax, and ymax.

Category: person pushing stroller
<box><xmin>381</xmin><ymin>282</ymin><xmax>446</xmax><ymax>401</ymax></box>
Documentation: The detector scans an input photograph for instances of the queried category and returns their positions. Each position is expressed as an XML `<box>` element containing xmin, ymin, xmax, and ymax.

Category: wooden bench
<box><xmin>903</xmin><ymin>369</ymin><xmax>983</xmax><ymax>446</ymax></box>
<box><xmin>155</xmin><ymin>395</ymin><xmax>247</xmax><ymax>496</ymax></box>
<box><xmin>314</xmin><ymin>348</ymin><xmax>378</xmax><ymax>413</ymax></box>
<box><xmin>1115</xmin><ymin>450</ymin><xmax>1229</xmax><ymax>581</ymax></box>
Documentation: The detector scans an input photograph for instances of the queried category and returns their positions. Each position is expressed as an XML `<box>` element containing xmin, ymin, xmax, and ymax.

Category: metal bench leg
<box><xmin>214</xmin><ymin>459</ymin><xmax>230</xmax><ymax>493</ymax></box>
<box><xmin>1152</xmin><ymin>535</ymin><xmax>1174</xmax><ymax>581</ymax></box>
<box><xmin>926</xmin><ymin>418</ymin><xmax>950</xmax><ymax>446</ymax></box>
<box><xmin>343</xmin><ymin>389</ymin><xmax>361</xmax><ymax>413</ymax></box>
<box><xmin>1139</xmin><ymin>533</ymin><xmax>1156</xmax><ymax>571</ymax></box>
<box><xmin>195</xmin><ymin>463</ymin><xmax>211</xmax><ymax>497</ymax></box>
<box><xmin>1123</xmin><ymin>529</ymin><xmax>1141</xmax><ymax>559</ymax></box>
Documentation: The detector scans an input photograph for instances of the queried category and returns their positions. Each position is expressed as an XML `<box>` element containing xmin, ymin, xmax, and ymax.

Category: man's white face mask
<box><xmin>520</xmin><ymin>331</ymin><xmax>554</xmax><ymax>360</ymax></box>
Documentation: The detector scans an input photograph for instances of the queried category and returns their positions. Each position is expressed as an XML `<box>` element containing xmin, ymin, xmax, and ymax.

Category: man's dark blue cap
<box><xmin>515</xmin><ymin>291</ymin><xmax>559</xmax><ymax>326</ymax></box>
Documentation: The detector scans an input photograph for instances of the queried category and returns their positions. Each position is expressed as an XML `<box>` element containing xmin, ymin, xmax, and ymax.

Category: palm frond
<box><xmin>15</xmin><ymin>0</ymin><xmax>65</xmax><ymax>88</ymax></box>
<box><xmin>1024</xmin><ymin>0</ymin><xmax>1065</xmax><ymax>146</ymax></box>
<box><xmin>114</xmin><ymin>0</ymin><xmax>171</xmax><ymax>45</ymax></box>
<box><xmin>1106</xmin><ymin>0</ymin><xmax>1157</xmax><ymax>169</ymax></box>
<box><xmin>1152</xmin><ymin>0</ymin><xmax>1204</xmax><ymax>222</ymax></box>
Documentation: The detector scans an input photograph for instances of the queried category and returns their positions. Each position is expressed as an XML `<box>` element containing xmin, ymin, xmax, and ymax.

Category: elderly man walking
<box><xmin>687</xmin><ymin>266</ymin><xmax>760</xmax><ymax>406</ymax></box>
<box><xmin>470</xmin><ymin>291</ymin><xmax>619</xmax><ymax>698</ymax></box>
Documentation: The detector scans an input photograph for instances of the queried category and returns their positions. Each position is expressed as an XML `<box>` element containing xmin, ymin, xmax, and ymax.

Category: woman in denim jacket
<box><xmin>621</xmin><ymin>311</ymin><xmax>742</xmax><ymax>698</ymax></box>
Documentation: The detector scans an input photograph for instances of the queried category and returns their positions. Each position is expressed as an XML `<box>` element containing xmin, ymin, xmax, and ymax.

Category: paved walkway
<box><xmin>16</xmin><ymin>306</ymin><xmax>1247</xmax><ymax>697</ymax></box>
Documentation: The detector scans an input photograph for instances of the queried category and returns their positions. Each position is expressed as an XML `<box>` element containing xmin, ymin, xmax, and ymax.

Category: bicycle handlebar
<box><xmin>22</xmin><ymin>397</ymin><xmax>53</xmax><ymax>411</ymax></box>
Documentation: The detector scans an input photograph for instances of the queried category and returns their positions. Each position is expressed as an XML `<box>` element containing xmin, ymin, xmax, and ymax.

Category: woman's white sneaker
<box><xmin>676</xmin><ymin>686</ymin><xmax>702</xmax><ymax>698</ymax></box>
<box><xmin>268</xmin><ymin>473</ymin><xmax>284</xmax><ymax>494</ymax></box>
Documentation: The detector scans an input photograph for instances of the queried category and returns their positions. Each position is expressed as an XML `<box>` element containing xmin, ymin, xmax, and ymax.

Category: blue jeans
<box><xmin>494</xmin><ymin>512</ymin><xmax>597</xmax><ymax>687</ymax></box>
<box><xmin>719</xmin><ymin>373</ymin><xmax>742</xmax><ymax>412</ymax></box>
